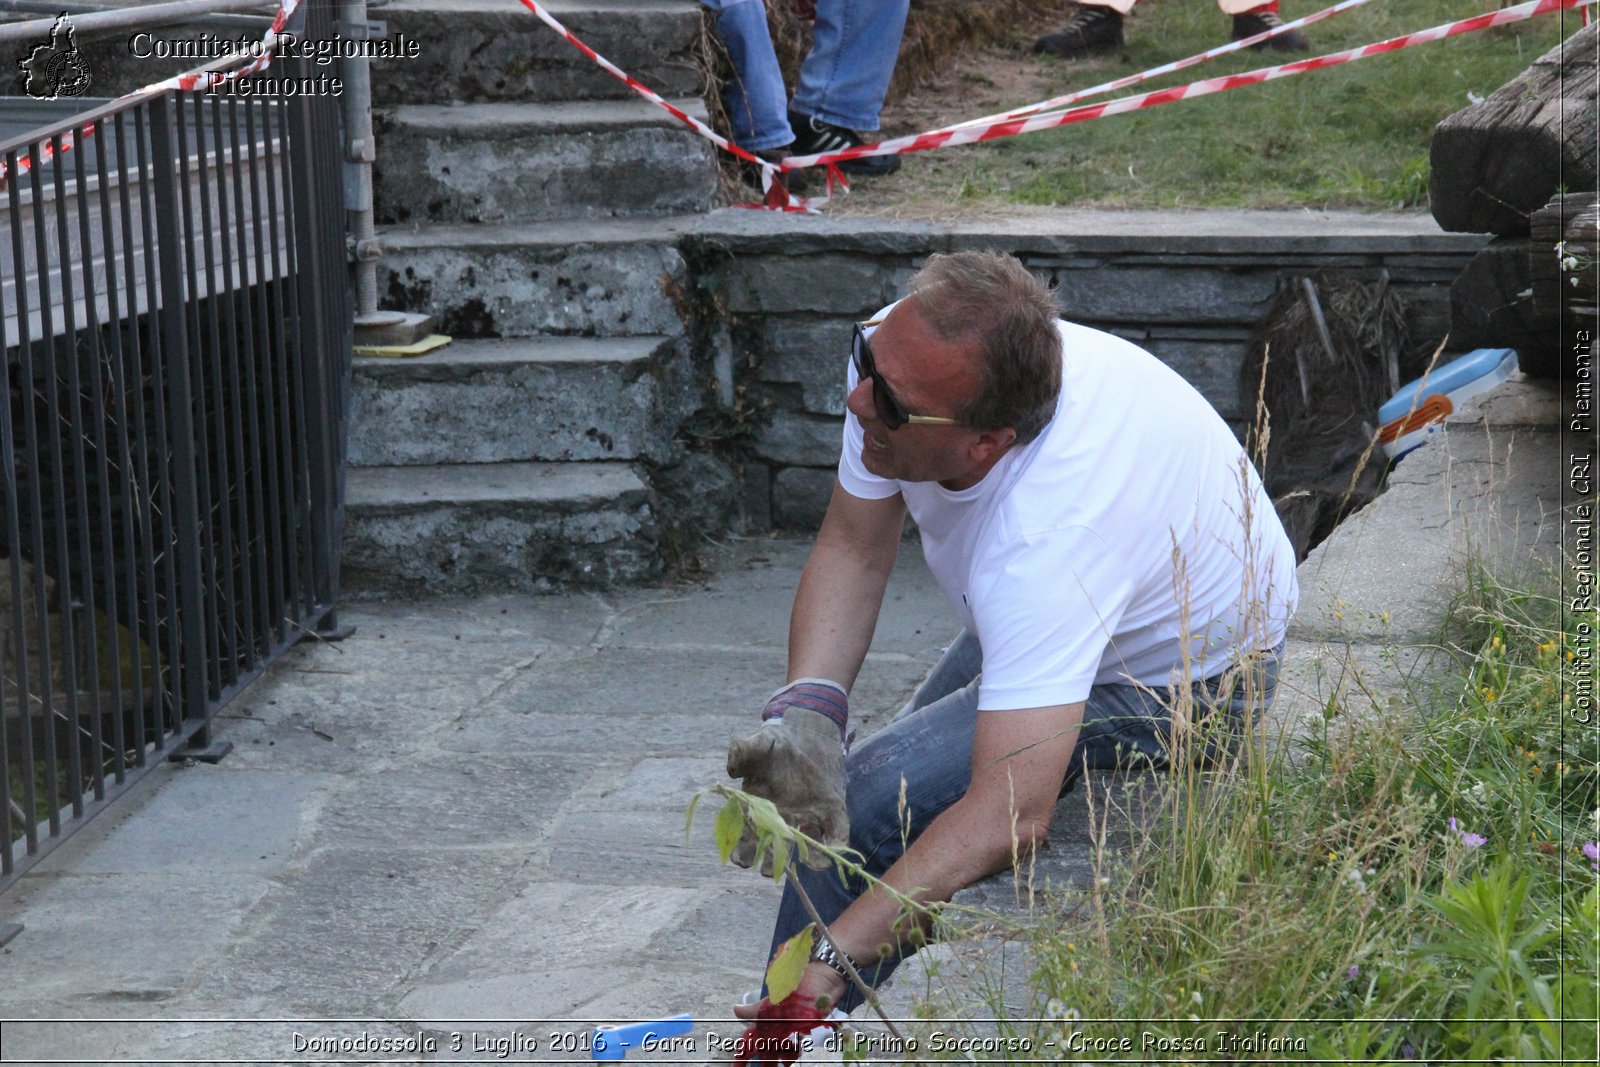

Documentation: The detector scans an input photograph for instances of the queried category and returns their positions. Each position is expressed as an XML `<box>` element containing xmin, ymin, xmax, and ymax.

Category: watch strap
<box><xmin>809</xmin><ymin>938</ymin><xmax>859</xmax><ymax>981</ymax></box>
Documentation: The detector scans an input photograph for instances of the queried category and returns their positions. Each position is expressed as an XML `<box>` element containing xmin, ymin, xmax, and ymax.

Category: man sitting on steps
<box><xmin>725</xmin><ymin>250</ymin><xmax>1299</xmax><ymax>1025</ymax></box>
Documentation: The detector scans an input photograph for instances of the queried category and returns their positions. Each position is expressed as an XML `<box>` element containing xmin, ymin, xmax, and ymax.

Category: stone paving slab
<box><xmin>199</xmin><ymin>847</ymin><xmax>532</xmax><ymax>1016</ymax></box>
<box><xmin>0</xmin><ymin>871</ymin><xmax>272</xmax><ymax>1007</ymax></box>
<box><xmin>0</xmin><ymin>534</ymin><xmax>948</xmax><ymax>1063</ymax></box>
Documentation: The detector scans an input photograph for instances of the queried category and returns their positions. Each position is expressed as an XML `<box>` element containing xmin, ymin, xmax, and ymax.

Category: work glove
<box><xmin>732</xmin><ymin>991</ymin><xmax>840</xmax><ymax>1067</ymax></box>
<box><xmin>726</xmin><ymin>679</ymin><xmax>849</xmax><ymax>870</ymax></box>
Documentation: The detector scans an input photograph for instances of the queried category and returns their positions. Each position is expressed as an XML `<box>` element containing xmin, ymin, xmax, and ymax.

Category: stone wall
<box><xmin>683</xmin><ymin>212</ymin><xmax>1487</xmax><ymax>530</ymax></box>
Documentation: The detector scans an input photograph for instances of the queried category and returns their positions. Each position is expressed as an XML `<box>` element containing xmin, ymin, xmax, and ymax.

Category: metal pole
<box><xmin>336</xmin><ymin>0</ymin><xmax>434</xmax><ymax>346</ymax></box>
<box><xmin>336</xmin><ymin>0</ymin><xmax>395</xmax><ymax>326</ymax></box>
<box><xmin>0</xmin><ymin>0</ymin><xmax>273</xmax><ymax>45</ymax></box>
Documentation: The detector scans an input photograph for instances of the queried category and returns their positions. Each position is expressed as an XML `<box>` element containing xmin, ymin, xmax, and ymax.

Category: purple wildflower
<box><xmin>1346</xmin><ymin>965</ymin><xmax>1360</xmax><ymax>980</ymax></box>
<box><xmin>1400</xmin><ymin>1040</ymin><xmax>1418</xmax><ymax>1060</ymax></box>
<box><xmin>1583</xmin><ymin>841</ymin><xmax>1599</xmax><ymax>870</ymax></box>
<box><xmin>1448</xmin><ymin>817</ymin><xmax>1487</xmax><ymax>849</ymax></box>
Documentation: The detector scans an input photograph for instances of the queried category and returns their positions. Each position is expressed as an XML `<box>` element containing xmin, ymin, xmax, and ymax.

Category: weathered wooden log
<box><xmin>1449</xmin><ymin>193</ymin><xmax>1597</xmax><ymax>378</ymax></box>
<box><xmin>1430</xmin><ymin>22</ymin><xmax>1597</xmax><ymax>236</ymax></box>
<box><xmin>1531</xmin><ymin>192</ymin><xmax>1600</xmax><ymax>320</ymax></box>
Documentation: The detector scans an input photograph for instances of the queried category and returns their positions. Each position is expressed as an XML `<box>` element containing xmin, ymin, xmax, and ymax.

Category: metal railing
<box><xmin>0</xmin><ymin>0</ymin><xmax>349</xmax><ymax>889</ymax></box>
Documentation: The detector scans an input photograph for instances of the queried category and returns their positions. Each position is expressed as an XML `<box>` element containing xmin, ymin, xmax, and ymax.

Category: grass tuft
<box><xmin>918</xmin><ymin>567</ymin><xmax>1597</xmax><ymax>1061</ymax></box>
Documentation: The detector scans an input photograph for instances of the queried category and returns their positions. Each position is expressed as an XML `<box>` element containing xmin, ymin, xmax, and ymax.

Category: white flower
<box><xmin>1563</xmin><ymin>255</ymin><xmax>1580</xmax><ymax>272</ymax></box>
<box><xmin>1573</xmin><ymin>276</ymin><xmax>1582</xmax><ymax>288</ymax></box>
<box><xmin>1190</xmin><ymin>990</ymin><xmax>1204</xmax><ymax>1006</ymax></box>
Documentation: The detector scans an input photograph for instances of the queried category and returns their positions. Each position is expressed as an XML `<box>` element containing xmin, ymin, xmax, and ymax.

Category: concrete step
<box><xmin>377</xmin><ymin>216</ymin><xmax>696</xmax><ymax>338</ymax></box>
<box><xmin>373</xmin><ymin>99</ymin><xmax>718</xmax><ymax>224</ymax></box>
<box><xmin>342</xmin><ymin>461</ymin><xmax>660</xmax><ymax>595</ymax></box>
<box><xmin>349</xmin><ymin>335</ymin><xmax>680</xmax><ymax>466</ymax></box>
<box><xmin>371</xmin><ymin>0</ymin><xmax>706</xmax><ymax>104</ymax></box>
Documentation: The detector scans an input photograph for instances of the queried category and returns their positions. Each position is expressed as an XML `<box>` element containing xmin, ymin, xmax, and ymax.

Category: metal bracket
<box><xmin>316</xmin><ymin>611</ymin><xmax>357</xmax><ymax>642</ymax></box>
<box><xmin>167</xmin><ymin>740</ymin><xmax>234</xmax><ymax>764</ymax></box>
<box><xmin>334</xmin><ymin>17</ymin><xmax>386</xmax><ymax>39</ymax></box>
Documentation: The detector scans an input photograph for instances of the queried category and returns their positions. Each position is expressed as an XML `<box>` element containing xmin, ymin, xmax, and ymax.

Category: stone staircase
<box><xmin>343</xmin><ymin>0</ymin><xmax>718</xmax><ymax>595</ymax></box>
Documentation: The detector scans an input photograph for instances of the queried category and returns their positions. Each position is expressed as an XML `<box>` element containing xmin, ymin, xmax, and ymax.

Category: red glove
<box><xmin>732</xmin><ymin>992</ymin><xmax>839</xmax><ymax>1067</ymax></box>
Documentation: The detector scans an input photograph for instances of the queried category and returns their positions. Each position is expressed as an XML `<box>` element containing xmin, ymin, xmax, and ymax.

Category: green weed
<box><xmin>926</xmin><ymin>568</ymin><xmax>1597</xmax><ymax>1060</ymax></box>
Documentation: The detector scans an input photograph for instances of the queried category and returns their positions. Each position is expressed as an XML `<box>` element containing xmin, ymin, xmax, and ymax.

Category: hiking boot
<box><xmin>1231</xmin><ymin>10</ymin><xmax>1309</xmax><ymax>51</ymax></box>
<box><xmin>788</xmin><ymin>110</ymin><xmax>901</xmax><ymax>177</ymax></box>
<box><xmin>739</xmin><ymin>146</ymin><xmax>812</xmax><ymax>195</ymax></box>
<box><xmin>1033</xmin><ymin>5</ymin><xmax>1124</xmax><ymax>59</ymax></box>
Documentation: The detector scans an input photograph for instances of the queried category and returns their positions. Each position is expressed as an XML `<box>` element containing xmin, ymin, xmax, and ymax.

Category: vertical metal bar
<box><xmin>227</xmin><ymin>97</ymin><xmax>270</xmax><ymax>657</ymax></box>
<box><xmin>186</xmin><ymin>92</ymin><xmax>234</xmax><ymax>697</ymax></box>
<box><xmin>272</xmin><ymin>95</ymin><xmax>310</xmax><ymax>622</ymax></box>
<box><xmin>211</xmin><ymin>95</ymin><xmax>255</xmax><ymax>675</ymax></box>
<box><xmin>173</xmin><ymin>93</ymin><xmax>220</xmax><ymax>708</ymax></box>
<box><xmin>95</xmin><ymin>116</ymin><xmax>135</xmax><ymax>786</ymax></box>
<box><xmin>26</xmin><ymin>139</ymin><xmax>66</xmax><ymax>837</ymax></box>
<box><xmin>256</xmin><ymin>98</ymin><xmax>294</xmax><ymax>630</ymax></box>
<box><xmin>50</xmin><ymin>129</ymin><xmax>93</xmax><ymax>820</ymax></box>
<box><xmin>286</xmin><ymin>42</ymin><xmax>341</xmax><ymax>620</ymax></box>
<box><xmin>2</xmin><ymin>147</ymin><xmax>38</xmax><ymax>867</ymax></box>
<box><xmin>6</xmin><ymin>146</ymin><xmax>44</xmax><ymax>856</ymax></box>
<box><xmin>133</xmin><ymin>106</ymin><xmax>183</xmax><ymax>750</ymax></box>
<box><xmin>322</xmin><ymin>65</ymin><xmax>350</xmax><ymax>612</ymax></box>
<box><xmin>242</xmin><ymin>98</ymin><xmax>286</xmax><ymax>648</ymax></box>
<box><xmin>148</xmin><ymin>99</ymin><xmax>209</xmax><ymax>739</ymax></box>
<box><xmin>71</xmin><ymin>124</ymin><xmax>113</xmax><ymax>806</ymax></box>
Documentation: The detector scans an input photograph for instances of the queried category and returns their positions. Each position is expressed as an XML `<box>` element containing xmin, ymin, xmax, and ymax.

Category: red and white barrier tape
<box><xmin>934</xmin><ymin>0</ymin><xmax>1375</xmax><ymax>137</ymax></box>
<box><xmin>781</xmin><ymin>0</ymin><xmax>1596</xmax><ymax>173</ymax></box>
<box><xmin>0</xmin><ymin>0</ymin><xmax>301</xmax><ymax>188</ymax></box>
<box><xmin>518</xmin><ymin>0</ymin><xmax>825</xmax><ymax>211</ymax></box>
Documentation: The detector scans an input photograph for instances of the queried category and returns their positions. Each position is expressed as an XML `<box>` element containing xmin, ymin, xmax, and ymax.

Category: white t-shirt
<box><xmin>838</xmin><ymin>314</ymin><xmax>1299</xmax><ymax>711</ymax></box>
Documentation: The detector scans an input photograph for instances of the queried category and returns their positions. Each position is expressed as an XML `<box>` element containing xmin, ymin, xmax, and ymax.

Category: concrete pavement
<box><xmin>0</xmin><ymin>377</ymin><xmax>1571</xmax><ymax>1064</ymax></box>
<box><xmin>0</xmin><ymin>536</ymin><xmax>953</xmax><ymax>1063</ymax></box>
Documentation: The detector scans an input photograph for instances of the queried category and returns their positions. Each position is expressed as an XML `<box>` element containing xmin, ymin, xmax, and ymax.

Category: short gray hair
<box><xmin>906</xmin><ymin>251</ymin><xmax>1062</xmax><ymax>443</ymax></box>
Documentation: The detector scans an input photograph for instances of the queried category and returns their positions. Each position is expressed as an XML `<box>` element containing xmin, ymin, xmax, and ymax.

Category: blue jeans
<box><xmin>701</xmin><ymin>0</ymin><xmax>909</xmax><ymax>149</ymax></box>
<box><xmin>764</xmin><ymin>630</ymin><xmax>1283</xmax><ymax>1011</ymax></box>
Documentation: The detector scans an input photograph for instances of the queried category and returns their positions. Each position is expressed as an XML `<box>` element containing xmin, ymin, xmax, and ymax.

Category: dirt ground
<box><xmin>819</xmin><ymin>8</ymin><xmax>1079</xmax><ymax>221</ymax></box>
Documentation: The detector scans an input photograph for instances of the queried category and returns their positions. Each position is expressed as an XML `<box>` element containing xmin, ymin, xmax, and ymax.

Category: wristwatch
<box><xmin>810</xmin><ymin>938</ymin><xmax>860</xmax><ymax>981</ymax></box>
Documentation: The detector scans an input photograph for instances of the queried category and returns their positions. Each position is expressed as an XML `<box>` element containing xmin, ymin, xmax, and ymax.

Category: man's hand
<box><xmin>726</xmin><ymin>680</ymin><xmax>849</xmax><ymax>869</ymax></box>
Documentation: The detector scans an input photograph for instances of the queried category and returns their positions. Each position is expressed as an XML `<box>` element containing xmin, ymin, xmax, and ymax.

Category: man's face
<box><xmin>847</xmin><ymin>300</ymin><xmax>993</xmax><ymax>488</ymax></box>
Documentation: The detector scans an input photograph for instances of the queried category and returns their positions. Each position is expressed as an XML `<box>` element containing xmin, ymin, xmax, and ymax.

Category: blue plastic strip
<box><xmin>592</xmin><ymin>1014</ymin><xmax>695</xmax><ymax>1061</ymax></box>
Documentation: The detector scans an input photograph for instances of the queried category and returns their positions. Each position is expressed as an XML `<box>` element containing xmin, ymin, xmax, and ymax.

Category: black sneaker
<box><xmin>1033</xmin><ymin>5</ymin><xmax>1124</xmax><ymax>59</ymax></box>
<box><xmin>787</xmin><ymin>110</ymin><xmax>901</xmax><ymax>177</ymax></box>
<box><xmin>738</xmin><ymin>147</ymin><xmax>812</xmax><ymax>194</ymax></box>
<box><xmin>1231</xmin><ymin>10</ymin><xmax>1309</xmax><ymax>51</ymax></box>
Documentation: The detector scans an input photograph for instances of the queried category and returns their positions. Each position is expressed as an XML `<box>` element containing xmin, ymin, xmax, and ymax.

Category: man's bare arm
<box><xmin>787</xmin><ymin>481</ymin><xmax>907</xmax><ymax>690</ymax></box>
<box><xmin>789</xmin><ymin>701</ymin><xmax>1084</xmax><ymax>1004</ymax></box>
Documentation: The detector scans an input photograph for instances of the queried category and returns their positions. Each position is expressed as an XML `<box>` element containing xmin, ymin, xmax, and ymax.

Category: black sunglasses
<box><xmin>852</xmin><ymin>322</ymin><xmax>961</xmax><ymax>430</ymax></box>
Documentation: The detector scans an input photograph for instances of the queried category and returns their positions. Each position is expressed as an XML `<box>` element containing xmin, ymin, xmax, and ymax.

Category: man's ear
<box><xmin>969</xmin><ymin>427</ymin><xmax>1018</xmax><ymax>464</ymax></box>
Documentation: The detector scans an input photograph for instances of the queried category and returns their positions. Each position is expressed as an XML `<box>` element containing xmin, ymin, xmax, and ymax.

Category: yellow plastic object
<box><xmin>353</xmin><ymin>334</ymin><xmax>453</xmax><ymax>358</ymax></box>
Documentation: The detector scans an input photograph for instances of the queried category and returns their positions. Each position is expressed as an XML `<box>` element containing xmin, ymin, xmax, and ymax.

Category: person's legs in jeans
<box><xmin>702</xmin><ymin>0</ymin><xmax>794</xmax><ymax>150</ymax></box>
<box><xmin>791</xmin><ymin>0</ymin><xmax>909</xmax><ymax>131</ymax></box>
<box><xmin>761</xmin><ymin>631</ymin><xmax>1282</xmax><ymax>1011</ymax></box>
